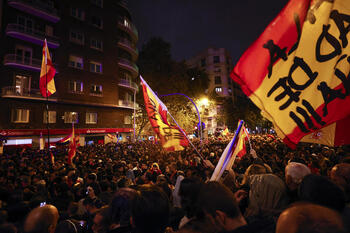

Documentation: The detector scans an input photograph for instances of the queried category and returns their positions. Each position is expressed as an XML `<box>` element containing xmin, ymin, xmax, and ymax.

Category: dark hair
<box><xmin>179</xmin><ymin>178</ymin><xmax>202</xmax><ymax>218</ymax></box>
<box><xmin>109</xmin><ymin>188</ymin><xmax>136</xmax><ymax>226</ymax></box>
<box><xmin>298</xmin><ymin>174</ymin><xmax>346</xmax><ymax>212</ymax></box>
<box><xmin>131</xmin><ymin>185</ymin><xmax>170</xmax><ymax>233</ymax></box>
<box><xmin>196</xmin><ymin>181</ymin><xmax>241</xmax><ymax>219</ymax></box>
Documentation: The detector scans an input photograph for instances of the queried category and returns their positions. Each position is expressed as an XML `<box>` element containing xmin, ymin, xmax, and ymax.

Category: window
<box><xmin>91</xmin><ymin>0</ymin><xmax>103</xmax><ymax>8</ymax></box>
<box><xmin>213</xmin><ymin>56</ymin><xmax>220</xmax><ymax>64</ymax></box>
<box><xmin>90</xmin><ymin>61</ymin><xmax>102</xmax><ymax>73</ymax></box>
<box><xmin>43</xmin><ymin>111</ymin><xmax>56</xmax><ymax>123</ymax></box>
<box><xmin>228</xmin><ymin>88</ymin><xmax>232</xmax><ymax>94</ymax></box>
<box><xmin>201</xmin><ymin>58</ymin><xmax>206</xmax><ymax>67</ymax></box>
<box><xmin>124</xmin><ymin>115</ymin><xmax>132</xmax><ymax>124</ymax></box>
<box><xmin>214</xmin><ymin>67</ymin><xmax>221</xmax><ymax>73</ymax></box>
<box><xmin>70</xmin><ymin>30</ymin><xmax>84</xmax><ymax>45</ymax></box>
<box><xmin>215</xmin><ymin>76</ymin><xmax>221</xmax><ymax>84</ymax></box>
<box><xmin>71</xmin><ymin>7</ymin><xmax>85</xmax><ymax>20</ymax></box>
<box><xmin>86</xmin><ymin>112</ymin><xmax>97</xmax><ymax>124</ymax></box>
<box><xmin>90</xmin><ymin>84</ymin><xmax>102</xmax><ymax>95</ymax></box>
<box><xmin>69</xmin><ymin>81</ymin><xmax>83</xmax><ymax>93</ymax></box>
<box><xmin>69</xmin><ymin>55</ymin><xmax>83</xmax><ymax>69</ymax></box>
<box><xmin>215</xmin><ymin>87</ymin><xmax>222</xmax><ymax>93</ymax></box>
<box><xmin>11</xmin><ymin>109</ymin><xmax>29</xmax><ymax>123</ymax></box>
<box><xmin>90</xmin><ymin>39</ymin><xmax>103</xmax><ymax>51</ymax></box>
<box><xmin>64</xmin><ymin>112</ymin><xmax>78</xmax><ymax>123</ymax></box>
<box><xmin>91</xmin><ymin>16</ymin><xmax>103</xmax><ymax>29</ymax></box>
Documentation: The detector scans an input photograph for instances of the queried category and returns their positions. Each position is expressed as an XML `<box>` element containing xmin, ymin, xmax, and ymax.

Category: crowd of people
<box><xmin>0</xmin><ymin>134</ymin><xmax>349</xmax><ymax>233</ymax></box>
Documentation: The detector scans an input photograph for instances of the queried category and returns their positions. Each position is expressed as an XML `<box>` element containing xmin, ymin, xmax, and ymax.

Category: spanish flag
<box><xmin>67</xmin><ymin>125</ymin><xmax>77</xmax><ymax>165</ymax></box>
<box><xmin>232</xmin><ymin>0</ymin><xmax>350</xmax><ymax>148</ymax></box>
<box><xmin>140</xmin><ymin>76</ymin><xmax>189</xmax><ymax>151</ymax></box>
<box><xmin>40</xmin><ymin>39</ymin><xmax>56</xmax><ymax>97</ymax></box>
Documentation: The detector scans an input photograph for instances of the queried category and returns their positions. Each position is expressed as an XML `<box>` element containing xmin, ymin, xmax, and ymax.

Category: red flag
<box><xmin>232</xmin><ymin>0</ymin><xmax>350</xmax><ymax>148</ymax></box>
<box><xmin>140</xmin><ymin>76</ymin><xmax>189</xmax><ymax>151</ymax></box>
<box><xmin>67</xmin><ymin>126</ymin><xmax>77</xmax><ymax>165</ymax></box>
<box><xmin>40</xmin><ymin>39</ymin><xmax>56</xmax><ymax>97</ymax></box>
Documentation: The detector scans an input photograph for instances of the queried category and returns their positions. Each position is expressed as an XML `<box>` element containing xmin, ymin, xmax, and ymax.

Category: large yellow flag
<box><xmin>40</xmin><ymin>39</ymin><xmax>56</xmax><ymax>97</ymax></box>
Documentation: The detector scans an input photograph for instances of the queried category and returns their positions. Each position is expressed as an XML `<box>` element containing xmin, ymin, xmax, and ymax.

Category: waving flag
<box><xmin>211</xmin><ymin>120</ymin><xmax>247</xmax><ymax>181</ymax></box>
<box><xmin>67</xmin><ymin>125</ymin><xmax>77</xmax><ymax>165</ymax></box>
<box><xmin>40</xmin><ymin>39</ymin><xmax>56</xmax><ymax>97</ymax></box>
<box><xmin>140</xmin><ymin>76</ymin><xmax>189</xmax><ymax>151</ymax></box>
<box><xmin>232</xmin><ymin>0</ymin><xmax>350</xmax><ymax>148</ymax></box>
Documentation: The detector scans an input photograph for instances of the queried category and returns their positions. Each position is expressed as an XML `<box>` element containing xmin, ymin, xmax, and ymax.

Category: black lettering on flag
<box><xmin>316</xmin><ymin>24</ymin><xmax>342</xmax><ymax>62</ymax></box>
<box><xmin>263</xmin><ymin>40</ymin><xmax>288</xmax><ymax>78</ymax></box>
<box><xmin>330</xmin><ymin>10</ymin><xmax>350</xmax><ymax>48</ymax></box>
<box><xmin>268</xmin><ymin>77</ymin><xmax>301</xmax><ymax>110</ymax></box>
<box><xmin>287</xmin><ymin>57</ymin><xmax>318</xmax><ymax>90</ymax></box>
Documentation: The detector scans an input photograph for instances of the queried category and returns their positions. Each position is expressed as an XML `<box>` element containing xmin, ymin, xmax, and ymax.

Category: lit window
<box><xmin>91</xmin><ymin>0</ymin><xmax>103</xmax><ymax>8</ymax></box>
<box><xmin>71</xmin><ymin>7</ymin><xmax>85</xmax><ymax>21</ymax></box>
<box><xmin>64</xmin><ymin>112</ymin><xmax>78</xmax><ymax>123</ymax></box>
<box><xmin>215</xmin><ymin>87</ymin><xmax>222</xmax><ymax>93</ymax></box>
<box><xmin>86</xmin><ymin>113</ymin><xmax>97</xmax><ymax>124</ymax></box>
<box><xmin>11</xmin><ymin>109</ymin><xmax>29</xmax><ymax>123</ymax></box>
<box><xmin>90</xmin><ymin>84</ymin><xmax>102</xmax><ymax>96</ymax></box>
<box><xmin>69</xmin><ymin>81</ymin><xmax>83</xmax><ymax>93</ymax></box>
<box><xmin>69</xmin><ymin>55</ymin><xmax>83</xmax><ymax>69</ymax></box>
<box><xmin>70</xmin><ymin>30</ymin><xmax>84</xmax><ymax>45</ymax></box>
<box><xmin>43</xmin><ymin>111</ymin><xmax>56</xmax><ymax>124</ymax></box>
<box><xmin>90</xmin><ymin>61</ymin><xmax>102</xmax><ymax>73</ymax></box>
<box><xmin>124</xmin><ymin>115</ymin><xmax>132</xmax><ymax>124</ymax></box>
<box><xmin>90</xmin><ymin>39</ymin><xmax>103</xmax><ymax>51</ymax></box>
<box><xmin>91</xmin><ymin>16</ymin><xmax>103</xmax><ymax>29</ymax></box>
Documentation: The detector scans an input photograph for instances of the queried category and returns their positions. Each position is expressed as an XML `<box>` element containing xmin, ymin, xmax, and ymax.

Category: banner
<box><xmin>140</xmin><ymin>76</ymin><xmax>189</xmax><ymax>151</ymax></box>
<box><xmin>232</xmin><ymin>0</ymin><xmax>350</xmax><ymax>148</ymax></box>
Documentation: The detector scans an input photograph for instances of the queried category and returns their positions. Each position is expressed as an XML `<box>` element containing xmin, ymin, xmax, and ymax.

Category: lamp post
<box><xmin>159</xmin><ymin>93</ymin><xmax>202</xmax><ymax>143</ymax></box>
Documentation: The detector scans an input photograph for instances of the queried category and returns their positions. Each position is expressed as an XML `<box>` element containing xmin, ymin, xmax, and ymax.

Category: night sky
<box><xmin>128</xmin><ymin>0</ymin><xmax>288</xmax><ymax>63</ymax></box>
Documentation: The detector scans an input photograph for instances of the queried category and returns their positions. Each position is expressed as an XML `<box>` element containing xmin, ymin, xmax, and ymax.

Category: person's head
<box><xmin>0</xmin><ymin>223</ymin><xmax>17</xmax><ymax>233</ymax></box>
<box><xmin>196</xmin><ymin>182</ymin><xmax>246</xmax><ymax>232</ymax></box>
<box><xmin>92</xmin><ymin>206</ymin><xmax>110</xmax><ymax>233</ymax></box>
<box><xmin>55</xmin><ymin>219</ymin><xmax>84</xmax><ymax>233</ymax></box>
<box><xmin>24</xmin><ymin>204</ymin><xmax>59</xmax><ymax>233</ymax></box>
<box><xmin>131</xmin><ymin>185</ymin><xmax>170</xmax><ymax>233</ymax></box>
<box><xmin>285</xmin><ymin>162</ymin><xmax>311</xmax><ymax>191</ymax></box>
<box><xmin>87</xmin><ymin>173</ymin><xmax>97</xmax><ymax>184</ymax></box>
<box><xmin>109</xmin><ymin>188</ymin><xmax>136</xmax><ymax>226</ymax></box>
<box><xmin>245</xmin><ymin>174</ymin><xmax>289</xmax><ymax>217</ymax></box>
<box><xmin>179</xmin><ymin>178</ymin><xmax>203</xmax><ymax>218</ymax></box>
<box><xmin>298</xmin><ymin>174</ymin><xmax>346</xmax><ymax>212</ymax></box>
<box><xmin>276</xmin><ymin>203</ymin><xmax>346</xmax><ymax>233</ymax></box>
<box><xmin>330</xmin><ymin>163</ymin><xmax>350</xmax><ymax>200</ymax></box>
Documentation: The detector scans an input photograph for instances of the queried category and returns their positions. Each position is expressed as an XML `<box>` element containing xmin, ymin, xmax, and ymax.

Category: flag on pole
<box><xmin>50</xmin><ymin>151</ymin><xmax>55</xmax><ymax>165</ymax></box>
<box><xmin>40</xmin><ymin>39</ymin><xmax>56</xmax><ymax>97</ymax></box>
<box><xmin>222</xmin><ymin>127</ymin><xmax>229</xmax><ymax>136</ymax></box>
<box><xmin>140</xmin><ymin>76</ymin><xmax>189</xmax><ymax>151</ymax></box>
<box><xmin>211</xmin><ymin>120</ymin><xmax>246</xmax><ymax>181</ymax></box>
<box><xmin>67</xmin><ymin>125</ymin><xmax>77</xmax><ymax>165</ymax></box>
<box><xmin>231</xmin><ymin>0</ymin><xmax>350</xmax><ymax>148</ymax></box>
<box><xmin>39</xmin><ymin>132</ymin><xmax>44</xmax><ymax>150</ymax></box>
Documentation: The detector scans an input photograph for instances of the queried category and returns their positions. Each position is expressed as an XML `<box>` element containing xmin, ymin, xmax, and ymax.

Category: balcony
<box><xmin>117</xmin><ymin>17</ymin><xmax>138</xmax><ymax>41</ymax></box>
<box><xmin>1</xmin><ymin>86</ymin><xmax>57</xmax><ymax>101</ymax></box>
<box><xmin>118</xmin><ymin>79</ymin><xmax>139</xmax><ymax>92</ymax></box>
<box><xmin>117</xmin><ymin>58</ymin><xmax>139</xmax><ymax>77</ymax></box>
<box><xmin>8</xmin><ymin>0</ymin><xmax>60</xmax><ymax>23</ymax></box>
<box><xmin>118</xmin><ymin>99</ymin><xmax>138</xmax><ymax>109</ymax></box>
<box><xmin>6</xmin><ymin>24</ymin><xmax>59</xmax><ymax>48</ymax></box>
<box><xmin>4</xmin><ymin>54</ymin><xmax>41</xmax><ymax>71</ymax></box>
<box><xmin>117</xmin><ymin>37</ymin><xmax>138</xmax><ymax>60</ymax></box>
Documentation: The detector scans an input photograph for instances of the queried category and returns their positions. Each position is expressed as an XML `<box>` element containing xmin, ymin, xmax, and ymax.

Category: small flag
<box><xmin>231</xmin><ymin>0</ymin><xmax>350</xmax><ymax>148</ymax></box>
<box><xmin>140</xmin><ymin>76</ymin><xmax>189</xmax><ymax>151</ymax></box>
<box><xmin>211</xmin><ymin>120</ymin><xmax>245</xmax><ymax>181</ymax></box>
<box><xmin>222</xmin><ymin>127</ymin><xmax>229</xmax><ymax>136</ymax></box>
<box><xmin>50</xmin><ymin>151</ymin><xmax>55</xmax><ymax>165</ymax></box>
<box><xmin>39</xmin><ymin>132</ymin><xmax>44</xmax><ymax>150</ymax></box>
<box><xmin>40</xmin><ymin>39</ymin><xmax>56</xmax><ymax>97</ymax></box>
<box><xmin>67</xmin><ymin>125</ymin><xmax>77</xmax><ymax>165</ymax></box>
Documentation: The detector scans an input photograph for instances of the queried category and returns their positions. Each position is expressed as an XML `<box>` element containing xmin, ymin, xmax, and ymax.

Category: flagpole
<box><xmin>44</xmin><ymin>39</ymin><xmax>50</xmax><ymax>154</ymax></box>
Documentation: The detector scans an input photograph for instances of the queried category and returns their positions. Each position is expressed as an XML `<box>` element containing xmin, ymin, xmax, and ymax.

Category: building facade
<box><xmin>187</xmin><ymin>47</ymin><xmax>244</xmax><ymax>136</ymax></box>
<box><xmin>0</xmin><ymin>0</ymin><xmax>139</xmax><ymax>147</ymax></box>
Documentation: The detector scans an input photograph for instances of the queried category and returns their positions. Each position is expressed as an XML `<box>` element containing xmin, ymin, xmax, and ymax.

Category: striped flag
<box><xmin>140</xmin><ymin>76</ymin><xmax>189</xmax><ymax>151</ymax></box>
<box><xmin>232</xmin><ymin>0</ymin><xmax>350</xmax><ymax>148</ymax></box>
<box><xmin>211</xmin><ymin>120</ymin><xmax>247</xmax><ymax>181</ymax></box>
<box><xmin>67</xmin><ymin>125</ymin><xmax>77</xmax><ymax>165</ymax></box>
<box><xmin>40</xmin><ymin>39</ymin><xmax>56</xmax><ymax>97</ymax></box>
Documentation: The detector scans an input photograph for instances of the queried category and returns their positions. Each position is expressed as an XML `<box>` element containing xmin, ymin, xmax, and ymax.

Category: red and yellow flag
<box><xmin>40</xmin><ymin>39</ymin><xmax>56</xmax><ymax>97</ymax></box>
<box><xmin>232</xmin><ymin>0</ymin><xmax>350</xmax><ymax>148</ymax></box>
<box><xmin>68</xmin><ymin>125</ymin><xmax>77</xmax><ymax>165</ymax></box>
<box><xmin>140</xmin><ymin>76</ymin><xmax>189</xmax><ymax>151</ymax></box>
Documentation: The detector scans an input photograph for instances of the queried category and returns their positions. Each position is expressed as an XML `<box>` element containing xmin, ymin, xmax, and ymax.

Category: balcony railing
<box><xmin>1</xmin><ymin>86</ymin><xmax>56</xmax><ymax>100</ymax></box>
<box><xmin>118</xmin><ymin>78</ymin><xmax>139</xmax><ymax>92</ymax></box>
<box><xmin>117</xmin><ymin>17</ymin><xmax>138</xmax><ymax>41</ymax></box>
<box><xmin>8</xmin><ymin>0</ymin><xmax>60</xmax><ymax>23</ymax></box>
<box><xmin>118</xmin><ymin>99</ymin><xmax>138</xmax><ymax>109</ymax></box>
<box><xmin>118</xmin><ymin>58</ymin><xmax>139</xmax><ymax>77</ymax></box>
<box><xmin>6</xmin><ymin>24</ymin><xmax>60</xmax><ymax>48</ymax></box>
<box><xmin>117</xmin><ymin>37</ymin><xmax>139</xmax><ymax>59</ymax></box>
<box><xmin>4</xmin><ymin>54</ymin><xmax>41</xmax><ymax>71</ymax></box>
